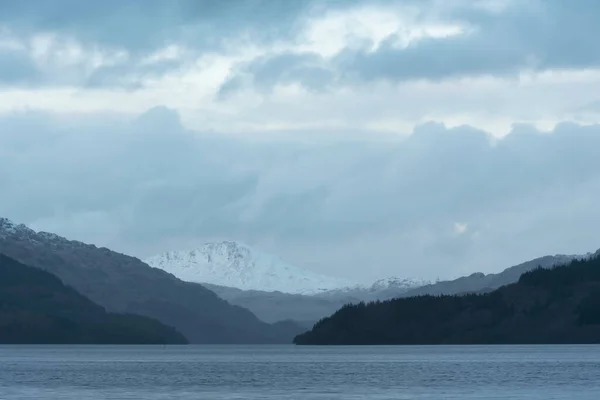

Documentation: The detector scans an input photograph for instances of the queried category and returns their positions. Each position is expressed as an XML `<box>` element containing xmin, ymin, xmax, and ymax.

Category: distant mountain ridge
<box><xmin>145</xmin><ymin>241</ymin><xmax>428</xmax><ymax>296</ymax></box>
<box><xmin>320</xmin><ymin>276</ymin><xmax>431</xmax><ymax>299</ymax></box>
<box><xmin>395</xmin><ymin>253</ymin><xmax>593</xmax><ymax>300</ymax></box>
<box><xmin>0</xmin><ymin>217</ymin><xmax>303</xmax><ymax>344</ymax></box>
<box><xmin>147</xmin><ymin>239</ymin><xmax>594</xmax><ymax>327</ymax></box>
<box><xmin>204</xmin><ymin>251</ymin><xmax>596</xmax><ymax>325</ymax></box>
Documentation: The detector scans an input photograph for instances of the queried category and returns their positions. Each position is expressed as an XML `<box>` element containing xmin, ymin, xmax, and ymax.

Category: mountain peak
<box><xmin>0</xmin><ymin>218</ymin><xmax>76</xmax><ymax>247</ymax></box>
<box><xmin>0</xmin><ymin>217</ymin><xmax>35</xmax><ymax>238</ymax></box>
<box><xmin>368</xmin><ymin>276</ymin><xmax>432</xmax><ymax>292</ymax></box>
<box><xmin>145</xmin><ymin>241</ymin><xmax>355</xmax><ymax>295</ymax></box>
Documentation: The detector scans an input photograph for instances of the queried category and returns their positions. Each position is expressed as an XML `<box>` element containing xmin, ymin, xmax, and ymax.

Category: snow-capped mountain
<box><xmin>144</xmin><ymin>241</ymin><xmax>356</xmax><ymax>295</ymax></box>
<box><xmin>316</xmin><ymin>276</ymin><xmax>430</xmax><ymax>299</ymax></box>
<box><xmin>0</xmin><ymin>217</ymin><xmax>28</xmax><ymax>238</ymax></box>
<box><xmin>365</xmin><ymin>277</ymin><xmax>432</xmax><ymax>292</ymax></box>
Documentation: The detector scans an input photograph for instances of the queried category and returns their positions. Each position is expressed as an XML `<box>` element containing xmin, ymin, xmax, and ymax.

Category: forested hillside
<box><xmin>295</xmin><ymin>255</ymin><xmax>600</xmax><ymax>345</ymax></box>
<box><xmin>0</xmin><ymin>254</ymin><xmax>187</xmax><ymax>344</ymax></box>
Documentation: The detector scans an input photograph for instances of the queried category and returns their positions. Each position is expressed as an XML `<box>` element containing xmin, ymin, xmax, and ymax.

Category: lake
<box><xmin>1</xmin><ymin>345</ymin><xmax>599</xmax><ymax>399</ymax></box>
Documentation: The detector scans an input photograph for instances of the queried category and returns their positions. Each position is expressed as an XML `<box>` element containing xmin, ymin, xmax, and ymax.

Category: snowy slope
<box><xmin>145</xmin><ymin>241</ymin><xmax>356</xmax><ymax>295</ymax></box>
<box><xmin>0</xmin><ymin>218</ymin><xmax>27</xmax><ymax>238</ymax></box>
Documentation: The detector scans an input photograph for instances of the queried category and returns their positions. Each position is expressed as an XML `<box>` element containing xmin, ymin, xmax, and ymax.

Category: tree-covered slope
<box><xmin>0</xmin><ymin>253</ymin><xmax>187</xmax><ymax>344</ymax></box>
<box><xmin>294</xmin><ymin>254</ymin><xmax>600</xmax><ymax>345</ymax></box>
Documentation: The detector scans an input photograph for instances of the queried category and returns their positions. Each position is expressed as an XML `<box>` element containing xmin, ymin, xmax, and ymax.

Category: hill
<box><xmin>0</xmin><ymin>254</ymin><xmax>187</xmax><ymax>344</ymax></box>
<box><xmin>294</xmin><ymin>253</ymin><xmax>600</xmax><ymax>345</ymax></box>
<box><xmin>0</xmin><ymin>217</ymin><xmax>303</xmax><ymax>343</ymax></box>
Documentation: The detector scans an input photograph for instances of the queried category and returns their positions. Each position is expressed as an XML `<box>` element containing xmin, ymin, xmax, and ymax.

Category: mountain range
<box><xmin>144</xmin><ymin>241</ymin><xmax>592</xmax><ymax>326</ymax></box>
<box><xmin>2</xmin><ymin>215</ymin><xmax>597</xmax><ymax>344</ymax></box>
<box><xmin>0</xmin><ymin>217</ymin><xmax>303</xmax><ymax>344</ymax></box>
<box><xmin>145</xmin><ymin>243</ymin><xmax>429</xmax><ymax>324</ymax></box>
<box><xmin>201</xmin><ymin>253</ymin><xmax>592</xmax><ymax>325</ymax></box>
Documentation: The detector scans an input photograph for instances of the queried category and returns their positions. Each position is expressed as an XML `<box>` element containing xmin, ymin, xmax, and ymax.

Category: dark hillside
<box><xmin>0</xmin><ymin>254</ymin><xmax>187</xmax><ymax>344</ymax></box>
<box><xmin>295</xmin><ymin>255</ymin><xmax>600</xmax><ymax>345</ymax></box>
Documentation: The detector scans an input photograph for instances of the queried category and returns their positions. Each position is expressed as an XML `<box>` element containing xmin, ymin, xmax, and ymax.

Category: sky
<box><xmin>1</xmin><ymin>0</ymin><xmax>600</xmax><ymax>283</ymax></box>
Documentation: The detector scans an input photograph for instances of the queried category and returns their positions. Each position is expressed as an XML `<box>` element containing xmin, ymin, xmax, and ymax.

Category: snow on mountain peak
<box><xmin>144</xmin><ymin>241</ymin><xmax>356</xmax><ymax>295</ymax></box>
<box><xmin>0</xmin><ymin>217</ymin><xmax>35</xmax><ymax>238</ymax></box>
<box><xmin>367</xmin><ymin>277</ymin><xmax>431</xmax><ymax>292</ymax></box>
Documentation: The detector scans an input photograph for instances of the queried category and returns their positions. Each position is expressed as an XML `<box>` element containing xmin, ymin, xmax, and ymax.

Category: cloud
<box><xmin>0</xmin><ymin>0</ymin><xmax>316</xmax><ymax>52</ymax></box>
<box><xmin>0</xmin><ymin>47</ymin><xmax>41</xmax><ymax>85</ymax></box>
<box><xmin>2</xmin><ymin>107</ymin><xmax>600</xmax><ymax>281</ymax></box>
<box><xmin>0</xmin><ymin>0</ymin><xmax>328</xmax><ymax>88</ymax></box>
<box><xmin>337</xmin><ymin>0</ymin><xmax>600</xmax><ymax>82</ymax></box>
<box><xmin>0</xmin><ymin>31</ymin><xmax>192</xmax><ymax>88</ymax></box>
<box><xmin>218</xmin><ymin>52</ymin><xmax>335</xmax><ymax>98</ymax></box>
<box><xmin>2</xmin><ymin>0</ymin><xmax>600</xmax><ymax>95</ymax></box>
<box><xmin>218</xmin><ymin>0</ymin><xmax>600</xmax><ymax>93</ymax></box>
<box><xmin>2</xmin><ymin>0</ymin><xmax>600</xmax><ymax>282</ymax></box>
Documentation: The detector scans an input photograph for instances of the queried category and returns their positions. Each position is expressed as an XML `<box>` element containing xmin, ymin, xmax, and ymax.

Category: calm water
<box><xmin>1</xmin><ymin>345</ymin><xmax>599</xmax><ymax>399</ymax></box>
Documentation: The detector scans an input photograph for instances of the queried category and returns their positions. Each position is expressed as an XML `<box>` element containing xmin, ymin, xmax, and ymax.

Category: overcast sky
<box><xmin>2</xmin><ymin>0</ymin><xmax>600</xmax><ymax>282</ymax></box>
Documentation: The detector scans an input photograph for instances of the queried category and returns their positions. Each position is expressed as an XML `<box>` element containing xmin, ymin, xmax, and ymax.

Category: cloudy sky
<box><xmin>2</xmin><ymin>0</ymin><xmax>600</xmax><ymax>282</ymax></box>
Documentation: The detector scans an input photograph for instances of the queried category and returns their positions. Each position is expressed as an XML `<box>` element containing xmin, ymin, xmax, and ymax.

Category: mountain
<box><xmin>145</xmin><ymin>241</ymin><xmax>355</xmax><ymax>295</ymax></box>
<box><xmin>295</xmin><ymin>252</ymin><xmax>600</xmax><ymax>345</ymax></box>
<box><xmin>320</xmin><ymin>276</ymin><xmax>430</xmax><ymax>299</ymax></box>
<box><xmin>0</xmin><ymin>253</ymin><xmax>187</xmax><ymax>344</ymax></box>
<box><xmin>394</xmin><ymin>253</ymin><xmax>591</xmax><ymax>299</ymax></box>
<box><xmin>202</xmin><ymin>277</ymin><xmax>429</xmax><ymax>325</ymax></box>
<box><xmin>203</xmin><ymin>253</ymin><xmax>590</xmax><ymax>326</ymax></box>
<box><xmin>369</xmin><ymin>277</ymin><xmax>432</xmax><ymax>292</ymax></box>
<box><xmin>145</xmin><ymin>241</ymin><xmax>428</xmax><ymax>324</ymax></box>
<box><xmin>0</xmin><ymin>218</ymin><xmax>304</xmax><ymax>344</ymax></box>
<box><xmin>145</xmin><ymin>239</ymin><xmax>590</xmax><ymax>328</ymax></box>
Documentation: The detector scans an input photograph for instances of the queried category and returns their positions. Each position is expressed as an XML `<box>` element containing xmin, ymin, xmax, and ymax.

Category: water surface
<box><xmin>1</xmin><ymin>345</ymin><xmax>599</xmax><ymax>399</ymax></box>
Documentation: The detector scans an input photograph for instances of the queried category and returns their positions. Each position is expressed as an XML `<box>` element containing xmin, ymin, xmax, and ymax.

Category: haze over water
<box><xmin>1</xmin><ymin>345</ymin><xmax>599</xmax><ymax>399</ymax></box>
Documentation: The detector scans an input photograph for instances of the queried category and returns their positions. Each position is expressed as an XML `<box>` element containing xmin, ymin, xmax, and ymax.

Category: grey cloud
<box><xmin>219</xmin><ymin>53</ymin><xmax>335</xmax><ymax>96</ymax></box>
<box><xmin>0</xmin><ymin>107</ymin><xmax>260</xmax><ymax>242</ymax></box>
<box><xmin>0</xmin><ymin>0</ymin><xmax>420</xmax><ymax>49</ymax></box>
<box><xmin>574</xmin><ymin>99</ymin><xmax>600</xmax><ymax>115</ymax></box>
<box><xmin>84</xmin><ymin>59</ymin><xmax>186</xmax><ymax>89</ymax></box>
<box><xmin>0</xmin><ymin>44</ymin><xmax>189</xmax><ymax>88</ymax></box>
<box><xmin>0</xmin><ymin>0</ymin><xmax>320</xmax><ymax>87</ymax></box>
<box><xmin>217</xmin><ymin>76</ymin><xmax>247</xmax><ymax>100</ymax></box>
<box><xmin>339</xmin><ymin>0</ymin><xmax>600</xmax><ymax>82</ymax></box>
<box><xmin>0</xmin><ymin>0</ymin><xmax>321</xmax><ymax>52</ymax></box>
<box><xmin>221</xmin><ymin>0</ymin><xmax>600</xmax><ymax>92</ymax></box>
<box><xmin>2</xmin><ymin>108</ymin><xmax>600</xmax><ymax>280</ymax></box>
<box><xmin>0</xmin><ymin>48</ymin><xmax>41</xmax><ymax>85</ymax></box>
<box><xmin>0</xmin><ymin>0</ymin><xmax>428</xmax><ymax>89</ymax></box>
<box><xmin>7</xmin><ymin>0</ymin><xmax>598</xmax><ymax>90</ymax></box>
